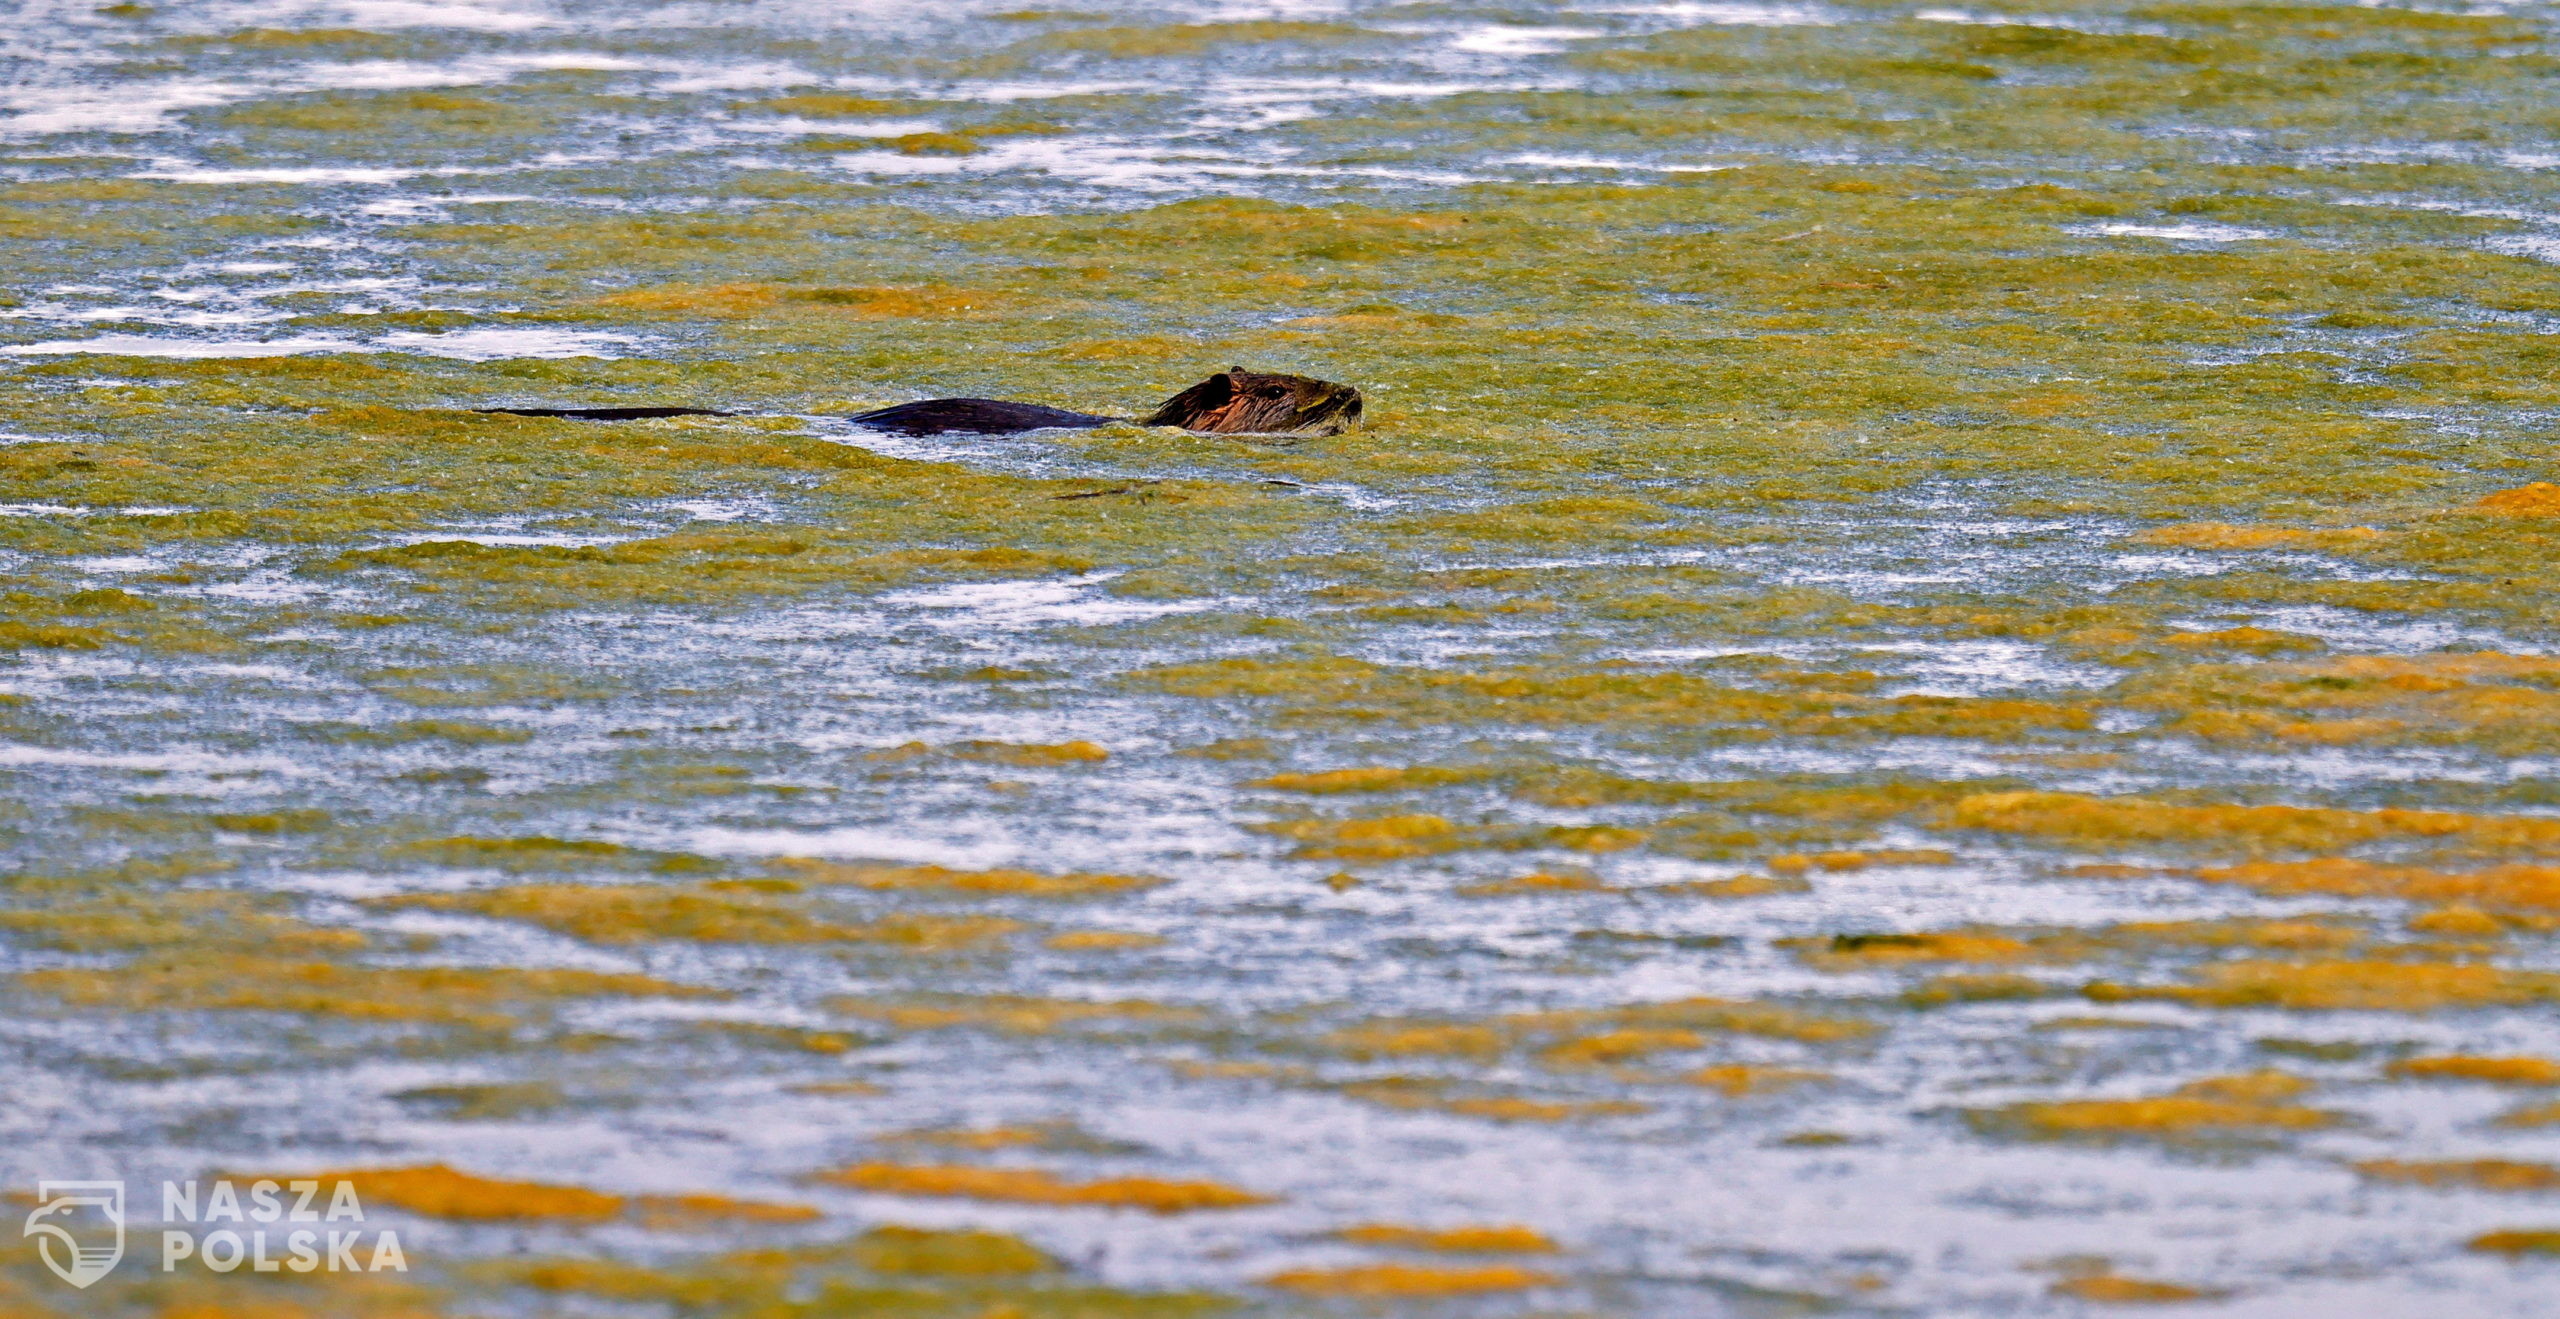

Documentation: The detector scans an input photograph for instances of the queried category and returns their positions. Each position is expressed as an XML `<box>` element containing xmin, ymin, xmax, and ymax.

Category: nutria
<box><xmin>473</xmin><ymin>368</ymin><xmax>1361</xmax><ymax>438</ymax></box>
<box><xmin>848</xmin><ymin>368</ymin><xmax>1361</xmax><ymax>437</ymax></box>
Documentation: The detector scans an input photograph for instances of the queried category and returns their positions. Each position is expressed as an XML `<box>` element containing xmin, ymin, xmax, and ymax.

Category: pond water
<box><xmin>3</xmin><ymin>0</ymin><xmax>2560</xmax><ymax>1315</ymax></box>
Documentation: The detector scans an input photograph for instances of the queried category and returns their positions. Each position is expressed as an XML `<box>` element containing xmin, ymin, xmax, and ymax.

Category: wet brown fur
<box><xmin>493</xmin><ymin>369</ymin><xmax>1363</xmax><ymax>439</ymax></box>
<box><xmin>1138</xmin><ymin>367</ymin><xmax>1362</xmax><ymax>437</ymax></box>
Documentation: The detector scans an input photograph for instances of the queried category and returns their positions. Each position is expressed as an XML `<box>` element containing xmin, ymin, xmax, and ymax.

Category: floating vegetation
<box><xmin>304</xmin><ymin>1165</ymin><xmax>818</xmax><ymax>1225</ymax></box>
<box><xmin>6</xmin><ymin>0</ymin><xmax>2559</xmax><ymax>1312</ymax></box>
<box><xmin>1261</xmin><ymin>1263</ymin><xmax>1557</xmax><ymax>1296</ymax></box>
<box><xmin>2354</xmin><ymin>1160</ymin><xmax>2560</xmax><ymax>1194</ymax></box>
<box><xmin>1973</xmin><ymin>1072</ymin><xmax>2338</xmax><ymax>1144</ymax></box>
<box><xmin>1332</xmin><ymin>1223</ymin><xmax>1559</xmax><ymax>1253</ymax></box>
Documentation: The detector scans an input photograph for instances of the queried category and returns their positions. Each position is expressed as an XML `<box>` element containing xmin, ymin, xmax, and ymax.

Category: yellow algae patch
<box><xmin>1456</xmin><ymin>872</ymin><xmax>1613</xmax><ymax>898</ymax></box>
<box><xmin>311</xmin><ymin>1165</ymin><xmax>621</xmax><ymax>1221</ymax></box>
<box><xmin>2088</xmin><ymin>960</ymin><xmax>2560</xmax><ymax>1012</ymax></box>
<box><xmin>1906</xmin><ymin>973</ymin><xmax>2056</xmax><ymax>1008</ymax></box>
<box><xmin>1802</xmin><ymin>916</ymin><xmax>2355</xmax><ymax>968</ymax></box>
<box><xmin>2309</xmin><ymin>653</ymin><xmax>2560</xmax><ymax>686</ymax></box>
<box><xmin>1511</xmin><ymin>996</ymin><xmax>1874</xmax><ymax>1044</ymax></box>
<box><xmin>820</xmin><ymin>1164</ymin><xmax>1273</xmax><ymax>1213</ymax></box>
<box><xmin>1442</xmin><ymin>1096</ymin><xmax>1649</xmax><ymax>1122</ymax></box>
<box><xmin>1540</xmin><ymin>1028</ymin><xmax>1704</xmax><ymax>1068</ymax></box>
<box><xmin>1258</xmin><ymin>814</ymin><xmax>1464</xmax><ymax>860</ymax></box>
<box><xmin>1249</xmin><ymin>766</ymin><xmax>1487</xmax><ymax>794</ymax></box>
<box><xmin>298</xmin><ymin>1166</ymin><xmax>816</xmax><ymax>1229</ymax></box>
<box><xmin>1328</xmin><ymin>996</ymin><xmax>1868</xmax><ymax>1070</ymax></box>
<box><xmin>1546</xmin><ymin>824</ymin><xmax>1649</xmax><ymax>853</ymax></box>
<box><xmin>377</xmin><ymin>884</ymin><xmax>1020</xmax><ymax>950</ymax></box>
<box><xmin>2130</xmin><ymin>523</ymin><xmax>2386</xmax><ymax>553</ymax></box>
<box><xmin>1325</xmin><ymin>1023</ymin><xmax>1506</xmax><ymax>1061</ymax></box>
<box><xmin>2354</xmin><ymin>1160</ymin><xmax>2560</xmax><ymax>1193</ymax></box>
<box><xmin>833</xmin><ymin>994</ymin><xmax>1199</xmax><ymax>1034</ymax></box>
<box><xmin>628</xmin><ymin>1193</ymin><xmax>824</xmax><ymax>1227</ymax></box>
<box><xmin>381</xmin><ymin>883</ymin><xmax>840</xmax><ymax>944</ymax></box>
<box><xmin>2471</xmin><ymin>1229</ymin><xmax>2560</xmax><ymax>1255</ymax></box>
<box><xmin>2051</xmin><ymin>1274</ymin><xmax>2222</xmax><ymax>1304</ymax></box>
<box><xmin>1977</xmin><ymin>1072</ymin><xmax>2335</xmax><ymax>1142</ymax></box>
<box><xmin>2190</xmin><ymin>859</ymin><xmax>2560</xmax><ymax>914</ymax></box>
<box><xmin>1263</xmin><ymin>1264</ymin><xmax>1555</xmax><ymax>1297</ymax></box>
<box><xmin>1656</xmin><ymin>874</ymin><xmax>1811</xmax><ymax>898</ymax></box>
<box><xmin>882</xmin><ymin>130</ymin><xmax>980</xmax><ymax>156</ymax></box>
<box><xmin>1794</xmin><ymin>919</ymin><xmax>2367</xmax><ymax>974</ymax></box>
<box><xmin>2474</xmin><ymin>483</ymin><xmax>2560</xmax><ymax>518</ymax></box>
<box><xmin>2182</xmin><ymin>1071</ymin><xmax>2320</xmax><ymax>1105</ymax></box>
<box><xmin>2101</xmin><ymin>918</ymin><xmax>2366</xmax><ymax>954</ymax></box>
<box><xmin>943</xmin><ymin>739</ymin><xmax>1109</xmax><ymax>767</ymax></box>
<box><xmin>773</xmin><ymin>859</ymin><xmax>1163</xmax><ymax>898</ymax></box>
<box><xmin>2496</xmin><ymin>1102</ymin><xmax>2560</xmax><ymax>1128</ymax></box>
<box><xmin>2410</xmin><ymin>905</ymin><xmax>2512</xmax><ymax>938</ymax></box>
<box><xmin>1947</xmin><ymin>791</ymin><xmax>2560</xmax><ymax>856</ymax></box>
<box><xmin>691</xmin><ymin>1021</ymin><xmax>859</xmax><ymax>1055</ymax></box>
<box><xmin>1045</xmin><ymin>930</ymin><xmax>1166</xmax><ymax>951</ymax></box>
<box><xmin>2158</xmin><ymin>626</ymin><xmax>2327</xmax><ymax>656</ymax></box>
<box><xmin>1766</xmin><ymin>849</ymin><xmax>1954</xmax><ymax>874</ymax></box>
<box><xmin>1686</xmin><ymin>1065</ymin><xmax>1830</xmax><ymax>1097</ymax></box>
<box><xmin>852</xmin><ymin>1225</ymin><xmax>1054</xmax><ymax>1276</ymax></box>
<box><xmin>19</xmin><ymin>958</ymin><xmax>713</xmax><ymax>1028</ymax></box>
<box><xmin>1333</xmin><ymin>1079</ymin><xmax>1646</xmax><ymax>1123</ymax></box>
<box><xmin>878</xmin><ymin>1125</ymin><xmax>1061</xmax><ymax>1152</ymax></box>
<box><xmin>1335</xmin><ymin>1224</ymin><xmax>1559</xmax><ymax>1253</ymax></box>
<box><xmin>1785</xmin><ymin>931</ymin><xmax>2036</xmax><ymax>969</ymax></box>
<box><xmin>748</xmin><ymin>93</ymin><xmax>916</xmax><ymax>116</ymax></box>
<box><xmin>0</xmin><ymin>891</ymin><xmax>365</xmax><ymax>956</ymax></box>
<box><xmin>2388</xmin><ymin>1057</ymin><xmax>2560</xmax><ymax>1086</ymax></box>
<box><xmin>1169</xmin><ymin>1060</ymin><xmax>1310</xmax><ymax>1083</ymax></box>
<box><xmin>2124</xmin><ymin>651</ymin><xmax>2560</xmax><ymax>754</ymax></box>
<box><xmin>2167</xmin><ymin>711</ymin><xmax>2408</xmax><ymax>746</ymax></box>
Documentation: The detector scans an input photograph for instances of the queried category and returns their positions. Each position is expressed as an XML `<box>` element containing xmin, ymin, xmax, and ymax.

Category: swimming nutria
<box><xmin>846</xmin><ymin>367</ymin><xmax>1360</xmax><ymax>438</ymax></box>
<box><xmin>476</xmin><ymin>368</ymin><xmax>1361</xmax><ymax>438</ymax></box>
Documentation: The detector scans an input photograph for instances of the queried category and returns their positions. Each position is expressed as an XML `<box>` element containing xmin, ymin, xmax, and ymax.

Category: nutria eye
<box><xmin>1258</xmin><ymin>388</ymin><xmax>1286</xmax><ymax>399</ymax></box>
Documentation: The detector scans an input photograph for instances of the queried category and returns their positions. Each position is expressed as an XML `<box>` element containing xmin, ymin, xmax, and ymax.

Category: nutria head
<box><xmin>1137</xmin><ymin>367</ymin><xmax>1362</xmax><ymax>437</ymax></box>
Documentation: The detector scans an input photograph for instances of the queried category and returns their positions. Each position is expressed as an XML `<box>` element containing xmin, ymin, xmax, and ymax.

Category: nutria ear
<box><xmin>1137</xmin><ymin>372</ymin><xmax>1236</xmax><ymax>428</ymax></box>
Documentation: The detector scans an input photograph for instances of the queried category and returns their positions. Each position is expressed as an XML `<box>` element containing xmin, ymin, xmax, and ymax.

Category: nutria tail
<box><xmin>1139</xmin><ymin>367</ymin><xmax>1361</xmax><ymax>437</ymax></box>
<box><xmin>475</xmin><ymin>406</ymin><xmax>731</xmax><ymax>421</ymax></box>
<box><xmin>845</xmin><ymin>398</ymin><xmax>1120</xmax><ymax>436</ymax></box>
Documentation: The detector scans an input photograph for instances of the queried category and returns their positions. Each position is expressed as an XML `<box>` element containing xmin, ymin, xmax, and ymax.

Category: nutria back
<box><xmin>844</xmin><ymin>398</ymin><xmax>1120</xmax><ymax>437</ymax></box>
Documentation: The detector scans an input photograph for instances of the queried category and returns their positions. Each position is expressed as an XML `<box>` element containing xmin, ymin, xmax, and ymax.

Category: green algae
<box><xmin>484</xmin><ymin>1237</ymin><xmax>1230</xmax><ymax>1319</ymax></box>
<box><xmin>5</xmin><ymin>3</ymin><xmax>2560</xmax><ymax>1315</ymax></box>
